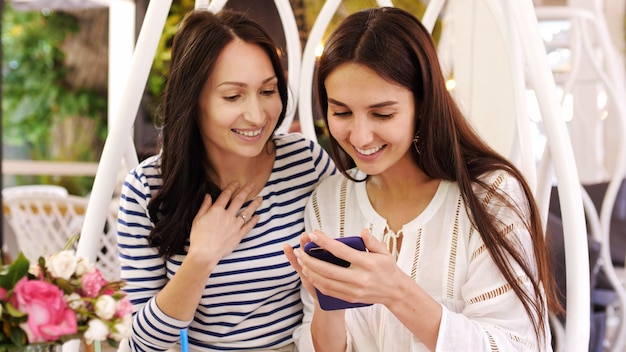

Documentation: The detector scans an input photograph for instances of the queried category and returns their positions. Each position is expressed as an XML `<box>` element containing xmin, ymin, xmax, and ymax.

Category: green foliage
<box><xmin>0</xmin><ymin>253</ymin><xmax>30</xmax><ymax>346</ymax></box>
<box><xmin>300</xmin><ymin>0</ymin><xmax>440</xmax><ymax>48</ymax></box>
<box><xmin>0</xmin><ymin>253</ymin><xmax>29</xmax><ymax>290</ymax></box>
<box><xmin>2</xmin><ymin>5</ymin><xmax>107</xmax><ymax>158</ymax></box>
<box><xmin>147</xmin><ymin>0</ymin><xmax>195</xmax><ymax>111</ymax></box>
<box><xmin>2</xmin><ymin>5</ymin><xmax>108</xmax><ymax>194</ymax></box>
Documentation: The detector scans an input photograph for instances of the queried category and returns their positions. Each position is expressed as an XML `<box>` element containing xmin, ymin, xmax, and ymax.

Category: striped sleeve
<box><xmin>117</xmin><ymin>156</ymin><xmax>189</xmax><ymax>351</ymax></box>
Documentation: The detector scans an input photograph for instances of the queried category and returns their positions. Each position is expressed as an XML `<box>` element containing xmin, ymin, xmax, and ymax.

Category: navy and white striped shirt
<box><xmin>117</xmin><ymin>133</ymin><xmax>335</xmax><ymax>351</ymax></box>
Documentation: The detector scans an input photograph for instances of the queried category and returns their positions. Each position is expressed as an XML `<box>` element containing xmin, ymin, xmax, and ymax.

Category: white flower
<box><xmin>66</xmin><ymin>292</ymin><xmax>84</xmax><ymax>310</ymax></box>
<box><xmin>28</xmin><ymin>264</ymin><xmax>40</xmax><ymax>277</ymax></box>
<box><xmin>95</xmin><ymin>295</ymin><xmax>117</xmax><ymax>320</ymax></box>
<box><xmin>83</xmin><ymin>319</ymin><xmax>110</xmax><ymax>345</ymax></box>
<box><xmin>75</xmin><ymin>257</ymin><xmax>95</xmax><ymax>276</ymax></box>
<box><xmin>110</xmin><ymin>316</ymin><xmax>132</xmax><ymax>341</ymax></box>
<box><xmin>46</xmin><ymin>250</ymin><xmax>77</xmax><ymax>279</ymax></box>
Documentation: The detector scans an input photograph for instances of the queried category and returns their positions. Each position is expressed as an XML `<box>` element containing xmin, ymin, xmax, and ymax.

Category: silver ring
<box><xmin>240</xmin><ymin>214</ymin><xmax>248</xmax><ymax>225</ymax></box>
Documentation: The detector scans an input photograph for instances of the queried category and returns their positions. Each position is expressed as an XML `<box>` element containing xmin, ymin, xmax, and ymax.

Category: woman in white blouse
<box><xmin>284</xmin><ymin>7</ymin><xmax>560</xmax><ymax>352</ymax></box>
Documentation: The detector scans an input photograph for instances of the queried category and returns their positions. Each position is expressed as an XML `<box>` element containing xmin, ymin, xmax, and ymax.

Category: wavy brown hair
<box><xmin>316</xmin><ymin>7</ymin><xmax>561</xmax><ymax>347</ymax></box>
<box><xmin>147</xmin><ymin>9</ymin><xmax>288</xmax><ymax>257</ymax></box>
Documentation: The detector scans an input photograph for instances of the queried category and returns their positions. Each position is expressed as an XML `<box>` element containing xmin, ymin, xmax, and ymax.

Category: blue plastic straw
<box><xmin>94</xmin><ymin>341</ymin><xmax>101</xmax><ymax>352</ymax></box>
<box><xmin>180</xmin><ymin>328</ymin><xmax>189</xmax><ymax>352</ymax></box>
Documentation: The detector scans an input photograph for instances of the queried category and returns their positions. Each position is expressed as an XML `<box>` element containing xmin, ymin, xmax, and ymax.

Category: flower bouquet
<box><xmin>0</xmin><ymin>250</ymin><xmax>132</xmax><ymax>351</ymax></box>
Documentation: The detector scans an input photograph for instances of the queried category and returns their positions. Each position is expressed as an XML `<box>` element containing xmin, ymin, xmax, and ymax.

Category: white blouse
<box><xmin>293</xmin><ymin>169</ymin><xmax>551</xmax><ymax>351</ymax></box>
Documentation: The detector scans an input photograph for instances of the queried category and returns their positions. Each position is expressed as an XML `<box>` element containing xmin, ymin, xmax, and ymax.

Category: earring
<box><xmin>412</xmin><ymin>131</ymin><xmax>421</xmax><ymax>155</ymax></box>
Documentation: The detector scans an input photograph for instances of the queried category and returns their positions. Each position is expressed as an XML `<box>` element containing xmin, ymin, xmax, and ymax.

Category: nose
<box><xmin>349</xmin><ymin>115</ymin><xmax>374</xmax><ymax>147</ymax></box>
<box><xmin>243</xmin><ymin>96</ymin><xmax>265</xmax><ymax>125</ymax></box>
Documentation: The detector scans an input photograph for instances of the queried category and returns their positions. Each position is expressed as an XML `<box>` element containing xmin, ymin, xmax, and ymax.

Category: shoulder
<box><xmin>273</xmin><ymin>132</ymin><xmax>327</xmax><ymax>157</ymax></box>
<box><xmin>273</xmin><ymin>133</ymin><xmax>335</xmax><ymax>172</ymax></box>
<box><xmin>311</xmin><ymin>168</ymin><xmax>359</xmax><ymax>197</ymax></box>
<box><xmin>475</xmin><ymin>170</ymin><xmax>526</xmax><ymax>197</ymax></box>
<box><xmin>473</xmin><ymin>170</ymin><xmax>531</xmax><ymax>218</ymax></box>
<box><xmin>273</xmin><ymin>133</ymin><xmax>311</xmax><ymax>149</ymax></box>
<box><xmin>131</xmin><ymin>154</ymin><xmax>161</xmax><ymax>177</ymax></box>
<box><xmin>123</xmin><ymin>155</ymin><xmax>162</xmax><ymax>195</ymax></box>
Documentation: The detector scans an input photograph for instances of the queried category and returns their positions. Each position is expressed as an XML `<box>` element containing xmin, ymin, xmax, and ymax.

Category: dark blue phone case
<box><xmin>303</xmin><ymin>236</ymin><xmax>373</xmax><ymax>311</ymax></box>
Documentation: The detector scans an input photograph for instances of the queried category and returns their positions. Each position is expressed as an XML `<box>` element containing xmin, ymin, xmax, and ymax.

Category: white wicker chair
<box><xmin>2</xmin><ymin>184</ymin><xmax>69</xmax><ymax>199</ymax></box>
<box><xmin>2</xmin><ymin>191</ymin><xmax>120</xmax><ymax>281</ymax></box>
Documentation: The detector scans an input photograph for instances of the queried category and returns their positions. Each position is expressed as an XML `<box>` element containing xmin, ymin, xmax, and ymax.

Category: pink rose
<box><xmin>80</xmin><ymin>269</ymin><xmax>107</xmax><ymax>298</ymax></box>
<box><xmin>0</xmin><ymin>287</ymin><xmax>8</xmax><ymax>301</ymax></box>
<box><xmin>11</xmin><ymin>278</ymin><xmax>78</xmax><ymax>343</ymax></box>
<box><xmin>115</xmin><ymin>298</ymin><xmax>133</xmax><ymax>318</ymax></box>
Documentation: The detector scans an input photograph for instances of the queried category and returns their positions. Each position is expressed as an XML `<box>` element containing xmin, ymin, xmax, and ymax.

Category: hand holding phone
<box><xmin>303</xmin><ymin>236</ymin><xmax>373</xmax><ymax>311</ymax></box>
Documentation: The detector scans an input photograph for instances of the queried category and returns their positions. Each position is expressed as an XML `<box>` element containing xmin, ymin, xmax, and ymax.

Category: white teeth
<box><xmin>234</xmin><ymin>129</ymin><xmax>262</xmax><ymax>137</ymax></box>
<box><xmin>355</xmin><ymin>146</ymin><xmax>383</xmax><ymax>156</ymax></box>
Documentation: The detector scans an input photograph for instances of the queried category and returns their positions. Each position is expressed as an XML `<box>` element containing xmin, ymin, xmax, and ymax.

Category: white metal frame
<box><xmin>534</xmin><ymin>6</ymin><xmax>626</xmax><ymax>351</ymax></box>
<box><xmin>426</xmin><ymin>0</ymin><xmax>590</xmax><ymax>350</ymax></box>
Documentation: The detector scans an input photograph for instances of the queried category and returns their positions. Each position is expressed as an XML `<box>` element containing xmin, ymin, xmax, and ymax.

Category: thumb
<box><xmin>360</xmin><ymin>228</ymin><xmax>388</xmax><ymax>254</ymax></box>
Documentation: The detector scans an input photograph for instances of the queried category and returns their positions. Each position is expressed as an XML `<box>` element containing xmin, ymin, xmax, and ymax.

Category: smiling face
<box><xmin>198</xmin><ymin>39</ymin><xmax>282</xmax><ymax>162</ymax></box>
<box><xmin>325</xmin><ymin>63</ymin><xmax>417</xmax><ymax>176</ymax></box>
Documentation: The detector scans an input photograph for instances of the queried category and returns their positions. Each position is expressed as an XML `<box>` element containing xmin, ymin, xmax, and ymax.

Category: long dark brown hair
<box><xmin>147</xmin><ymin>9</ymin><xmax>288</xmax><ymax>257</ymax></box>
<box><xmin>316</xmin><ymin>7</ymin><xmax>561</xmax><ymax>346</ymax></box>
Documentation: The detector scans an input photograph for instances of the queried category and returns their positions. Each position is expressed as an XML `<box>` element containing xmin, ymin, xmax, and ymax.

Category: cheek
<box><xmin>268</xmin><ymin>97</ymin><xmax>283</xmax><ymax>118</ymax></box>
<box><xmin>327</xmin><ymin>119</ymin><xmax>349</xmax><ymax>141</ymax></box>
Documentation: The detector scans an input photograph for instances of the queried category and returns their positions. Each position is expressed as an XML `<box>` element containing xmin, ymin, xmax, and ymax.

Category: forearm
<box><xmin>311</xmin><ymin>307</ymin><xmax>347</xmax><ymax>352</ymax></box>
<box><xmin>385</xmin><ymin>273</ymin><xmax>442</xmax><ymax>351</ymax></box>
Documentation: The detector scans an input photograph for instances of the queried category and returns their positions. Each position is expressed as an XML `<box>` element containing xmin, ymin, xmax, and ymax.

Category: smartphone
<box><xmin>303</xmin><ymin>236</ymin><xmax>373</xmax><ymax>311</ymax></box>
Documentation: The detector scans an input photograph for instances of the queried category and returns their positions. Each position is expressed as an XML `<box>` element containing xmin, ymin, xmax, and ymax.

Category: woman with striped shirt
<box><xmin>117</xmin><ymin>9</ymin><xmax>334</xmax><ymax>351</ymax></box>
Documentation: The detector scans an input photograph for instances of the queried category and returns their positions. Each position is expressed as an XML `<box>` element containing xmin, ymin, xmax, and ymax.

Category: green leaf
<box><xmin>4</xmin><ymin>302</ymin><xmax>27</xmax><ymax>319</ymax></box>
<box><xmin>0</xmin><ymin>253</ymin><xmax>30</xmax><ymax>290</ymax></box>
<box><xmin>9</xmin><ymin>326</ymin><xmax>27</xmax><ymax>347</ymax></box>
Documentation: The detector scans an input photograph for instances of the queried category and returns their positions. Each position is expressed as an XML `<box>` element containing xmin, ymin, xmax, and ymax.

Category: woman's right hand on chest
<box><xmin>187</xmin><ymin>182</ymin><xmax>262</xmax><ymax>268</ymax></box>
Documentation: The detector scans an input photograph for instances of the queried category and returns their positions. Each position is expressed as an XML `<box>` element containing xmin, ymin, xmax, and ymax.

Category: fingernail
<box><xmin>294</xmin><ymin>248</ymin><xmax>301</xmax><ymax>258</ymax></box>
<box><xmin>309</xmin><ymin>233</ymin><xmax>318</xmax><ymax>241</ymax></box>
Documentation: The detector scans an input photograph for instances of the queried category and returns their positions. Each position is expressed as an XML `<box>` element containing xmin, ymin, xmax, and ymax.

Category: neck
<box><xmin>365</xmin><ymin>158</ymin><xmax>440</xmax><ymax>232</ymax></box>
<box><xmin>367</xmin><ymin>158</ymin><xmax>430</xmax><ymax>198</ymax></box>
<box><xmin>208</xmin><ymin>143</ymin><xmax>275</xmax><ymax>190</ymax></box>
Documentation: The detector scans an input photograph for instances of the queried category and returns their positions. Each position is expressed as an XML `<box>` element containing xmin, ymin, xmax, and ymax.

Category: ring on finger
<box><xmin>240</xmin><ymin>214</ymin><xmax>248</xmax><ymax>225</ymax></box>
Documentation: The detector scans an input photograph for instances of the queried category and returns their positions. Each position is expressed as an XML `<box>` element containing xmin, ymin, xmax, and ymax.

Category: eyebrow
<box><xmin>217</xmin><ymin>76</ymin><xmax>277</xmax><ymax>88</ymax></box>
<box><xmin>327</xmin><ymin>98</ymin><xmax>398</xmax><ymax>109</ymax></box>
